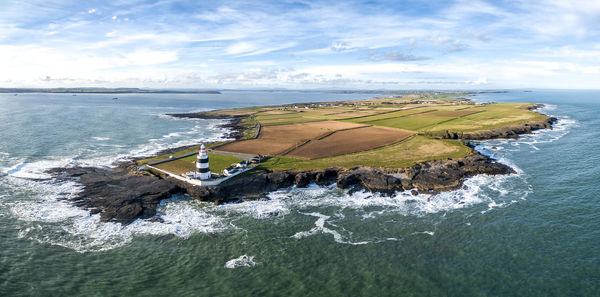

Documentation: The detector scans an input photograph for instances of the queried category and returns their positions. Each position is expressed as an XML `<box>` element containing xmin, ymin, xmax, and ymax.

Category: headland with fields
<box><xmin>49</xmin><ymin>92</ymin><xmax>556</xmax><ymax>224</ymax></box>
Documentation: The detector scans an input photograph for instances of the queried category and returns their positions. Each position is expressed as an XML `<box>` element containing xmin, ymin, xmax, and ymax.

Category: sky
<box><xmin>1</xmin><ymin>0</ymin><xmax>600</xmax><ymax>90</ymax></box>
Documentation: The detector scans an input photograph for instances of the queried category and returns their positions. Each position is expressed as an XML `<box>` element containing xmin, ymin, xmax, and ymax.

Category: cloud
<box><xmin>330</xmin><ymin>41</ymin><xmax>353</xmax><ymax>52</ymax></box>
<box><xmin>123</xmin><ymin>50</ymin><xmax>178</xmax><ymax>65</ymax></box>
<box><xmin>468</xmin><ymin>77</ymin><xmax>488</xmax><ymax>85</ymax></box>
<box><xmin>429</xmin><ymin>36</ymin><xmax>469</xmax><ymax>52</ymax></box>
<box><xmin>471</xmin><ymin>32</ymin><xmax>491</xmax><ymax>42</ymax></box>
<box><xmin>88</xmin><ymin>9</ymin><xmax>96</xmax><ymax>14</ymax></box>
<box><xmin>368</xmin><ymin>51</ymin><xmax>430</xmax><ymax>62</ymax></box>
<box><xmin>112</xmin><ymin>15</ymin><xmax>117</xmax><ymax>20</ymax></box>
<box><xmin>225</xmin><ymin>42</ymin><xmax>257</xmax><ymax>55</ymax></box>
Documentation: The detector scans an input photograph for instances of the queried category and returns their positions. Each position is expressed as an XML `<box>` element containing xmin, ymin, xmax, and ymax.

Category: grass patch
<box><xmin>154</xmin><ymin>153</ymin><xmax>242</xmax><ymax>175</ymax></box>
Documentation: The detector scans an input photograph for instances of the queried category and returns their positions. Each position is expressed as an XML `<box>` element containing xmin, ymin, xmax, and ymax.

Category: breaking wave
<box><xmin>224</xmin><ymin>255</ymin><xmax>257</xmax><ymax>269</ymax></box>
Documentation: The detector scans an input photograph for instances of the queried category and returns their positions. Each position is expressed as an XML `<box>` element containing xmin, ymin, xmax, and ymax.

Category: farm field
<box><xmin>217</xmin><ymin>139</ymin><xmax>299</xmax><ymax>156</ymax></box>
<box><xmin>258</xmin><ymin>121</ymin><xmax>365</xmax><ymax>141</ymax></box>
<box><xmin>217</xmin><ymin>120</ymin><xmax>369</xmax><ymax>156</ymax></box>
<box><xmin>422</xmin><ymin>104</ymin><xmax>547</xmax><ymax>133</ymax></box>
<box><xmin>257</xmin><ymin>136</ymin><xmax>471</xmax><ymax>171</ymax></box>
<box><xmin>343</xmin><ymin>107</ymin><xmax>434</xmax><ymax>123</ymax></box>
<box><xmin>286</xmin><ymin>126</ymin><xmax>414</xmax><ymax>159</ymax></box>
<box><xmin>368</xmin><ymin>115</ymin><xmax>454</xmax><ymax>131</ymax></box>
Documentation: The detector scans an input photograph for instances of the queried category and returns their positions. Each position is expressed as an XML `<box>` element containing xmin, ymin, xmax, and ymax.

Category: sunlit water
<box><xmin>0</xmin><ymin>90</ymin><xmax>597</xmax><ymax>296</ymax></box>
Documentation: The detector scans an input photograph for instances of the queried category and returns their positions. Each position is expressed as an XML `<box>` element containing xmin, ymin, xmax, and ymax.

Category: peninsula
<box><xmin>50</xmin><ymin>93</ymin><xmax>556</xmax><ymax>224</ymax></box>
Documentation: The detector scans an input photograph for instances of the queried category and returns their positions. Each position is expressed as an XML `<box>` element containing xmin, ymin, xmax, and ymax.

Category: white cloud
<box><xmin>225</xmin><ymin>42</ymin><xmax>257</xmax><ymax>55</ymax></box>
<box><xmin>237</xmin><ymin>42</ymin><xmax>297</xmax><ymax>57</ymax></box>
<box><xmin>123</xmin><ymin>50</ymin><xmax>178</xmax><ymax>65</ymax></box>
<box><xmin>88</xmin><ymin>9</ymin><xmax>96</xmax><ymax>14</ymax></box>
<box><xmin>112</xmin><ymin>15</ymin><xmax>117</xmax><ymax>20</ymax></box>
<box><xmin>469</xmin><ymin>77</ymin><xmax>488</xmax><ymax>85</ymax></box>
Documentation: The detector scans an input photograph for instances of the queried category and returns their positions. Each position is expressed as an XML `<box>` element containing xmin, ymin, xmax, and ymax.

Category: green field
<box><xmin>154</xmin><ymin>153</ymin><xmax>242</xmax><ymax>175</ymax></box>
<box><xmin>368</xmin><ymin>115</ymin><xmax>455</xmax><ymax>130</ymax></box>
<box><xmin>422</xmin><ymin>104</ymin><xmax>546</xmax><ymax>134</ymax></box>
<box><xmin>343</xmin><ymin>107</ymin><xmax>433</xmax><ymax>123</ymax></box>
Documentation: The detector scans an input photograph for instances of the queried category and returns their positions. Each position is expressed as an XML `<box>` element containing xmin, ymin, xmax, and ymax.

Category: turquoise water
<box><xmin>0</xmin><ymin>90</ymin><xmax>597</xmax><ymax>296</ymax></box>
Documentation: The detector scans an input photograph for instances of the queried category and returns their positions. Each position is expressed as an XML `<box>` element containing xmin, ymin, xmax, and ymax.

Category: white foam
<box><xmin>91</xmin><ymin>136</ymin><xmax>110</xmax><ymax>141</ymax></box>
<box><xmin>6</xmin><ymin>159</ymin><xmax>75</xmax><ymax>179</ymax></box>
<box><xmin>224</xmin><ymin>255</ymin><xmax>257</xmax><ymax>269</ymax></box>
<box><xmin>292</xmin><ymin>212</ymin><xmax>369</xmax><ymax>245</ymax></box>
<box><xmin>8</xmin><ymin>193</ymin><xmax>226</xmax><ymax>253</ymax></box>
<box><xmin>217</xmin><ymin>198</ymin><xmax>290</xmax><ymax>219</ymax></box>
<box><xmin>128</xmin><ymin>119</ymin><xmax>231</xmax><ymax>159</ymax></box>
<box><xmin>412</xmin><ymin>231</ymin><xmax>435</xmax><ymax>236</ymax></box>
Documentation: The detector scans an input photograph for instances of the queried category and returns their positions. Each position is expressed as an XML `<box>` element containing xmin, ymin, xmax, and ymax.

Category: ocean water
<box><xmin>0</xmin><ymin>90</ymin><xmax>597</xmax><ymax>296</ymax></box>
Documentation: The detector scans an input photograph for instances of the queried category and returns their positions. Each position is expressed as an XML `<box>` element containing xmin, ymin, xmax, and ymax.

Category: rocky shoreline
<box><xmin>47</xmin><ymin>105</ymin><xmax>556</xmax><ymax>225</ymax></box>
<box><xmin>49</xmin><ymin>148</ymin><xmax>513</xmax><ymax>224</ymax></box>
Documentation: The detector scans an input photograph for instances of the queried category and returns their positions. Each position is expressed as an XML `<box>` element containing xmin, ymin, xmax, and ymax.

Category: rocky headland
<box><xmin>47</xmin><ymin>104</ymin><xmax>556</xmax><ymax>225</ymax></box>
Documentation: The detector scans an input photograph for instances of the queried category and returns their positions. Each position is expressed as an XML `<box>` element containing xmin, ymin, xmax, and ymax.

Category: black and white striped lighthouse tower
<box><xmin>196</xmin><ymin>144</ymin><xmax>210</xmax><ymax>180</ymax></box>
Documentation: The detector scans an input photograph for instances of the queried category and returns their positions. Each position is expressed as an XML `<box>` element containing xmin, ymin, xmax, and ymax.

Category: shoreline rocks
<box><xmin>190</xmin><ymin>150</ymin><xmax>514</xmax><ymax>203</ymax></box>
<box><xmin>49</xmin><ymin>150</ymin><xmax>513</xmax><ymax>224</ymax></box>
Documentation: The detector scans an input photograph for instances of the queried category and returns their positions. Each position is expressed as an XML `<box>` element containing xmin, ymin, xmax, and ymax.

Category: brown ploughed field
<box><xmin>300</xmin><ymin>120</ymin><xmax>365</xmax><ymax>130</ymax></box>
<box><xmin>285</xmin><ymin>126</ymin><xmax>414</xmax><ymax>159</ymax></box>
<box><xmin>259</xmin><ymin>124</ymin><xmax>328</xmax><ymax>141</ymax></box>
<box><xmin>217</xmin><ymin>139</ymin><xmax>299</xmax><ymax>156</ymax></box>
<box><xmin>218</xmin><ymin>121</ymin><xmax>369</xmax><ymax>156</ymax></box>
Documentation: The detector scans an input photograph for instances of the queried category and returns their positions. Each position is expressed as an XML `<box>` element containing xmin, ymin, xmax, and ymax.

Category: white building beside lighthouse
<box><xmin>196</xmin><ymin>144</ymin><xmax>211</xmax><ymax>180</ymax></box>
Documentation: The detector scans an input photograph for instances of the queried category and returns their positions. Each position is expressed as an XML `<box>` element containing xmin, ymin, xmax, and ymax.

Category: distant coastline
<box><xmin>0</xmin><ymin>88</ymin><xmax>221</xmax><ymax>94</ymax></box>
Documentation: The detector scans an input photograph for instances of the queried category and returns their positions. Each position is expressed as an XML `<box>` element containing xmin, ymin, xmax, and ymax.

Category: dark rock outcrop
<box><xmin>50</xmin><ymin>163</ymin><xmax>183</xmax><ymax>224</ymax></box>
<box><xmin>49</xmin><ymin>150</ymin><xmax>513</xmax><ymax>225</ymax></box>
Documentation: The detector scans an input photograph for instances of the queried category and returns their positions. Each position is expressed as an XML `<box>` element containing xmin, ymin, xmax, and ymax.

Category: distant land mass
<box><xmin>0</xmin><ymin>88</ymin><xmax>221</xmax><ymax>94</ymax></box>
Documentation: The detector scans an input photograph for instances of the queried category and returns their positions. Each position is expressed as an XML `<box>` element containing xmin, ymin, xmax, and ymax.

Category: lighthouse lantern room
<box><xmin>196</xmin><ymin>144</ymin><xmax>211</xmax><ymax>180</ymax></box>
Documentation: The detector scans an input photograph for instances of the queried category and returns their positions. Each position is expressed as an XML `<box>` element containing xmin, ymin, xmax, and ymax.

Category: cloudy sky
<box><xmin>1</xmin><ymin>0</ymin><xmax>600</xmax><ymax>89</ymax></box>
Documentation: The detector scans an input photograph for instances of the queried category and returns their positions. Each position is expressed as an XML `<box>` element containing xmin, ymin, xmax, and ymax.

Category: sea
<box><xmin>0</xmin><ymin>90</ymin><xmax>597</xmax><ymax>296</ymax></box>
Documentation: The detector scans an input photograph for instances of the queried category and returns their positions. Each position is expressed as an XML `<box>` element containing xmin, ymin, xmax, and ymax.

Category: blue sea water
<box><xmin>0</xmin><ymin>90</ymin><xmax>597</xmax><ymax>296</ymax></box>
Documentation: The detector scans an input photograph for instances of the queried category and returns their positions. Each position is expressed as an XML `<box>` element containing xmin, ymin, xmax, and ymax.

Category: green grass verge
<box><xmin>154</xmin><ymin>153</ymin><xmax>242</xmax><ymax>174</ymax></box>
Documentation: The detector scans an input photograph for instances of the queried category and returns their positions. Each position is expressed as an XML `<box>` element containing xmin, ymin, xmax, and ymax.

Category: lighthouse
<box><xmin>196</xmin><ymin>144</ymin><xmax>211</xmax><ymax>180</ymax></box>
